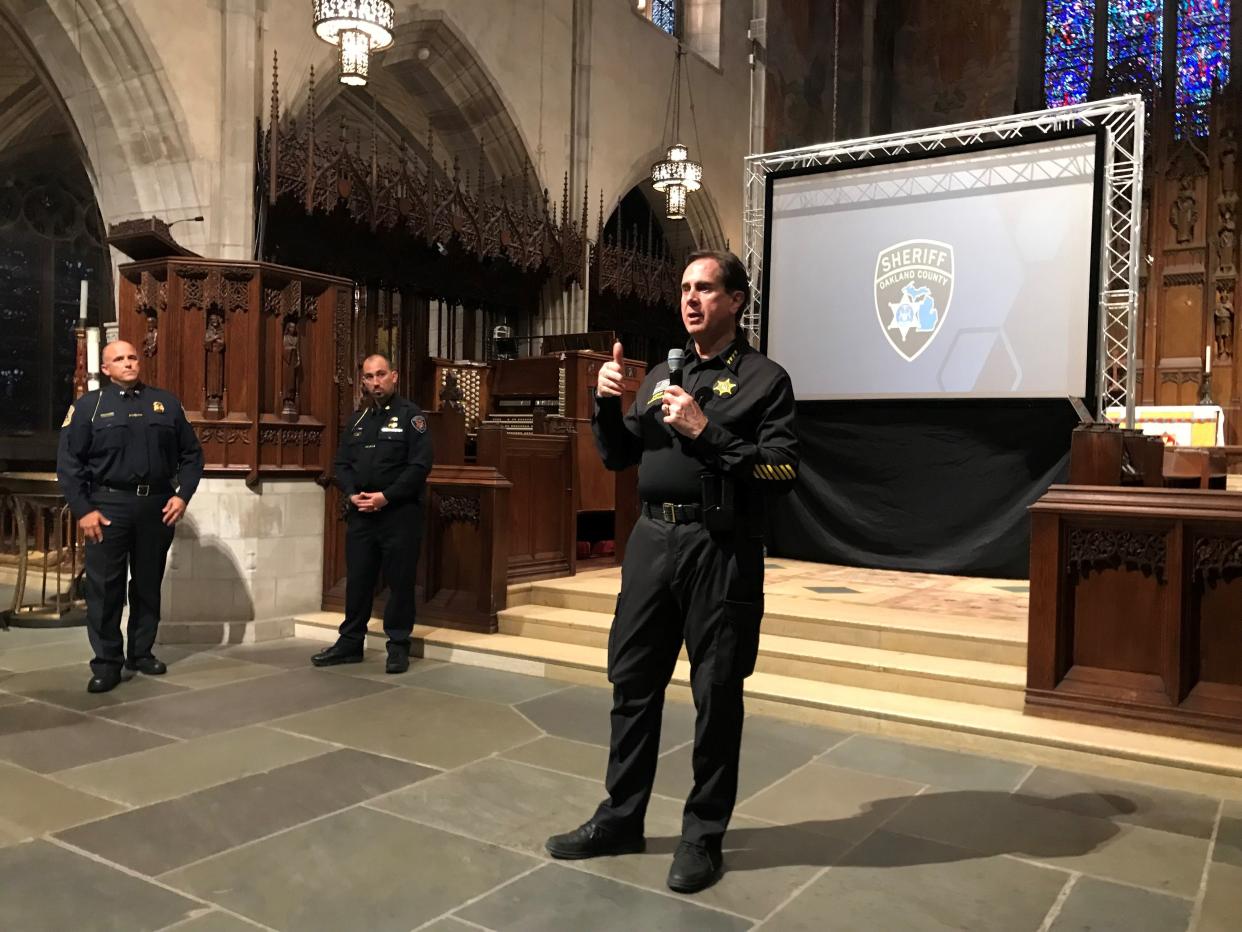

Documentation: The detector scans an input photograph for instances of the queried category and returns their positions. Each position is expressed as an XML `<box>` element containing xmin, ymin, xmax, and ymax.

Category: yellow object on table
<box><xmin>1104</xmin><ymin>405</ymin><xmax>1225</xmax><ymax>447</ymax></box>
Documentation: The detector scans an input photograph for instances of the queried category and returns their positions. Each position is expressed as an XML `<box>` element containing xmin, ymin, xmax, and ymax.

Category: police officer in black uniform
<box><xmin>56</xmin><ymin>340</ymin><xmax>204</xmax><ymax>694</ymax></box>
<box><xmin>545</xmin><ymin>250</ymin><xmax>799</xmax><ymax>894</ymax></box>
<box><xmin>312</xmin><ymin>353</ymin><xmax>433</xmax><ymax>674</ymax></box>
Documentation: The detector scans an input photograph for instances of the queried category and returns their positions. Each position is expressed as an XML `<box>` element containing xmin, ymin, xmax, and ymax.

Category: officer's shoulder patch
<box><xmin>61</xmin><ymin>404</ymin><xmax>73</xmax><ymax>428</ymax></box>
<box><xmin>411</xmin><ymin>414</ymin><xmax>427</xmax><ymax>433</ymax></box>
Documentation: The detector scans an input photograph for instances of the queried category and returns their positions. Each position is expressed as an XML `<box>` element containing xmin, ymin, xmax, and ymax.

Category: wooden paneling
<box><xmin>476</xmin><ymin>428</ymin><xmax>575</xmax><ymax>581</ymax></box>
<box><xmin>1027</xmin><ymin>486</ymin><xmax>1242</xmax><ymax>743</ymax></box>
<box><xmin>116</xmin><ymin>259</ymin><xmax>350</xmax><ymax>488</ymax></box>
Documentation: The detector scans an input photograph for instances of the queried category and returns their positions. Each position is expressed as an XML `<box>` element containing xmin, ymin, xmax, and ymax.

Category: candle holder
<box><xmin>73</xmin><ymin>327</ymin><xmax>88</xmax><ymax>399</ymax></box>
<box><xmin>1198</xmin><ymin>369</ymin><xmax>1215</xmax><ymax>406</ymax></box>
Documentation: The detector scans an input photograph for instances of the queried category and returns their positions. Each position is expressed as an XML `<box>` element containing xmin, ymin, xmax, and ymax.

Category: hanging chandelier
<box><xmin>651</xmin><ymin>45</ymin><xmax>703</xmax><ymax>221</ymax></box>
<box><xmin>312</xmin><ymin>0</ymin><xmax>396</xmax><ymax>87</ymax></box>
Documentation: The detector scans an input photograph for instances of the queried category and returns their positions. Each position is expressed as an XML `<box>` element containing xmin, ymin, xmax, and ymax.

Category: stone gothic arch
<box><xmin>0</xmin><ymin>0</ymin><xmax>202</xmax><ymax>234</ymax></box>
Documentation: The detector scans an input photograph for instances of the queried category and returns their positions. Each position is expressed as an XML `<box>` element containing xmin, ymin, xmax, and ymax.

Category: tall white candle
<box><xmin>86</xmin><ymin>326</ymin><xmax>100</xmax><ymax>374</ymax></box>
<box><xmin>79</xmin><ymin>279</ymin><xmax>88</xmax><ymax>322</ymax></box>
<box><xmin>1206</xmin><ymin>345</ymin><xmax>1211</xmax><ymax>375</ymax></box>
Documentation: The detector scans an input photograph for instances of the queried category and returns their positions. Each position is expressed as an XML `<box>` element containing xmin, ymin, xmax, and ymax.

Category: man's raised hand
<box><xmin>597</xmin><ymin>341</ymin><xmax>626</xmax><ymax>398</ymax></box>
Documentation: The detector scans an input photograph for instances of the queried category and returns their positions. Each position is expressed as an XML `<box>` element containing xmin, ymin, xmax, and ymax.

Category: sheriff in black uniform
<box><xmin>546</xmin><ymin>250</ymin><xmax>799</xmax><ymax>894</ymax></box>
<box><xmin>56</xmin><ymin>340</ymin><xmax>203</xmax><ymax>694</ymax></box>
<box><xmin>312</xmin><ymin>353</ymin><xmax>433</xmax><ymax>674</ymax></box>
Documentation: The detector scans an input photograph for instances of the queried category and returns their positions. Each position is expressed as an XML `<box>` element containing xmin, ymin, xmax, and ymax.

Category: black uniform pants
<box><xmin>341</xmin><ymin>500</ymin><xmax>423</xmax><ymax>645</ymax></box>
<box><xmin>593</xmin><ymin>513</ymin><xmax>764</xmax><ymax>849</ymax></box>
<box><xmin>84</xmin><ymin>491</ymin><xmax>175</xmax><ymax>676</ymax></box>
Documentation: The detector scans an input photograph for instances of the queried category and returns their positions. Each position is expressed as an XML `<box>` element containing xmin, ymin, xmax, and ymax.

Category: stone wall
<box><xmin>7</xmin><ymin>0</ymin><xmax>753</xmax><ymax>272</ymax></box>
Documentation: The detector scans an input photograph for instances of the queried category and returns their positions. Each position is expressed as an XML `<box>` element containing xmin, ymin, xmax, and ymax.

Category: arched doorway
<box><xmin>0</xmin><ymin>14</ymin><xmax>111</xmax><ymax>463</ymax></box>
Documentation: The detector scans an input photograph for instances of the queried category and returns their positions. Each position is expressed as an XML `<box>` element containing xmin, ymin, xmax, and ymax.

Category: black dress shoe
<box><xmin>125</xmin><ymin>656</ymin><xmax>167</xmax><ymax>676</ymax></box>
<box><xmin>311</xmin><ymin>642</ymin><xmax>364</xmax><ymax>667</ymax></box>
<box><xmin>385</xmin><ymin>640</ymin><xmax>411</xmax><ymax>674</ymax></box>
<box><xmin>667</xmin><ymin>840</ymin><xmax>723</xmax><ymax>894</ymax></box>
<box><xmin>87</xmin><ymin>671</ymin><xmax>122</xmax><ymax>694</ymax></box>
<box><xmin>545</xmin><ymin>820</ymin><xmax>645</xmax><ymax>860</ymax></box>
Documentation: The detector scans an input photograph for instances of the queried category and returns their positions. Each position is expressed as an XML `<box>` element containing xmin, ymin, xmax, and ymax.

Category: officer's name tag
<box><xmin>380</xmin><ymin>427</ymin><xmax>405</xmax><ymax>433</ymax></box>
<box><xmin>100</xmin><ymin>411</ymin><xmax>115</xmax><ymax>418</ymax></box>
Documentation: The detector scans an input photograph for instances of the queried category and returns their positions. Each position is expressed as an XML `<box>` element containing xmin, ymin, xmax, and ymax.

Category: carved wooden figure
<box><xmin>204</xmin><ymin>309</ymin><xmax>226</xmax><ymax>418</ymax></box>
<box><xmin>281</xmin><ymin>317</ymin><xmax>302</xmax><ymax>420</ymax></box>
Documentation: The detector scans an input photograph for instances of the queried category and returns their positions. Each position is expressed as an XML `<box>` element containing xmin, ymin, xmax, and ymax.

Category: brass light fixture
<box><xmin>312</xmin><ymin>0</ymin><xmax>395</xmax><ymax>87</ymax></box>
<box><xmin>651</xmin><ymin>44</ymin><xmax>703</xmax><ymax>220</ymax></box>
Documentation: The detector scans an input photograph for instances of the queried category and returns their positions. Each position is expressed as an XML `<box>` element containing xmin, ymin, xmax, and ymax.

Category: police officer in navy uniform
<box><xmin>56</xmin><ymin>340</ymin><xmax>204</xmax><ymax>694</ymax></box>
<box><xmin>545</xmin><ymin>250</ymin><xmax>799</xmax><ymax>893</ymax></box>
<box><xmin>312</xmin><ymin>353</ymin><xmax>432</xmax><ymax>674</ymax></box>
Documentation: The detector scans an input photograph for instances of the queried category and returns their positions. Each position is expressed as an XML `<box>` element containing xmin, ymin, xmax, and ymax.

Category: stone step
<box><xmin>292</xmin><ymin>610</ymin><xmax>1242</xmax><ymax>796</ymax></box>
<box><xmin>497</xmin><ymin>603</ymin><xmax>1025</xmax><ymax>710</ymax></box>
<box><xmin>510</xmin><ymin>576</ymin><xmax>1027</xmax><ymax>666</ymax></box>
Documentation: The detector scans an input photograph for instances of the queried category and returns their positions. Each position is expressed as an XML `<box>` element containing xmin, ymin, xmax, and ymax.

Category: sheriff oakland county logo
<box><xmin>874</xmin><ymin>239</ymin><xmax>954</xmax><ymax>362</ymax></box>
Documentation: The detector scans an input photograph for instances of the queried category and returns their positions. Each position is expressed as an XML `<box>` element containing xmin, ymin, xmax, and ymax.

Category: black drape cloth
<box><xmin>765</xmin><ymin>401</ymin><xmax>1079</xmax><ymax>579</ymax></box>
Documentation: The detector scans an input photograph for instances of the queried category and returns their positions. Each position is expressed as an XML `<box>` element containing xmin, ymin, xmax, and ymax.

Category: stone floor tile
<box><xmin>1198</xmin><ymin>857</ymin><xmax>1242</xmax><ymax>932</ymax></box>
<box><xmin>1047</xmin><ymin>877</ymin><xmax>1191</xmax><ymax>932</ymax></box>
<box><xmin>0</xmin><ymin>700</ymin><xmax>171</xmax><ymax>772</ymax></box>
<box><xmin>657</xmin><ymin>715</ymin><xmax>852</xmax><ymax>804</ymax></box>
<box><xmin>762</xmin><ymin>830</ymin><xmax>1068</xmax><ymax>932</ymax></box>
<box><xmin>820</xmin><ymin>734</ymin><xmax>1032</xmax><ymax>792</ymax></box>
<box><xmin>0</xmin><ymin>663</ymin><xmax>190</xmax><ymax>712</ymax></box>
<box><xmin>0</xmin><ymin>626</ymin><xmax>83</xmax><ymax>650</ymax></box>
<box><xmin>457</xmin><ymin>863</ymin><xmax>752</xmax><ymax>932</ymax></box>
<box><xmin>319</xmin><ymin>656</ymin><xmax>446</xmax><ymax>685</ymax></box>
<box><xmin>216</xmin><ymin>639</ymin><xmax>336</xmax><ymax>670</ymax></box>
<box><xmin>0</xmin><ymin>760</ymin><xmax>122</xmax><ymax>835</ymax></box>
<box><xmin>54</xmin><ymin>725</ymin><xmax>335</xmax><ymax>806</ymax></box>
<box><xmin>0</xmin><ymin>638</ymin><xmax>96</xmax><ymax>673</ymax></box>
<box><xmin>576</xmin><ymin>814</ymin><xmax>852</xmax><ymax>920</ymax></box>
<box><xmin>97</xmin><ymin>669</ymin><xmax>392</xmax><ymax>739</ymax></box>
<box><xmin>163</xmin><ymin>807</ymin><xmax>538</xmax><ymax>932</ymax></box>
<box><xmin>1017</xmin><ymin>766</ymin><xmax>1220</xmax><ymax>839</ymax></box>
<box><xmin>158</xmin><ymin>653</ymin><xmax>285</xmax><ymax>690</ymax></box>
<box><xmin>515</xmin><ymin>684</ymin><xmax>698</xmax><ymax>752</ymax></box>
<box><xmin>275</xmin><ymin>686</ymin><xmax>541</xmax><ymax>769</ymax></box>
<box><xmin>1216</xmin><ymin>798</ymin><xmax>1242</xmax><ymax>867</ymax></box>
<box><xmin>162</xmin><ymin>910</ymin><xmax>268</xmax><ymax>931</ymax></box>
<box><xmin>388</xmin><ymin>662</ymin><xmax>570</xmax><ymax>705</ymax></box>
<box><xmin>55</xmin><ymin>748</ymin><xmax>435</xmax><ymax>876</ymax></box>
<box><xmin>736</xmin><ymin>761</ymin><xmax>926</xmax><ymax>843</ymax></box>
<box><xmin>369</xmin><ymin>756</ymin><xmax>682</xmax><ymax>856</ymax></box>
<box><xmin>0</xmin><ymin>839</ymin><xmax>199</xmax><ymax>931</ymax></box>
<box><xmin>501</xmin><ymin>734</ymin><xmax>609</xmax><ymax>784</ymax></box>
<box><xmin>884</xmin><ymin>789</ymin><xmax>1208</xmax><ymax>897</ymax></box>
<box><xmin>415</xmin><ymin>918</ymin><xmax>480</xmax><ymax>932</ymax></box>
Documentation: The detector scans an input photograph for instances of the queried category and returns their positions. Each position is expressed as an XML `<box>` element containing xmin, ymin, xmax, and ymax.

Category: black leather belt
<box><xmin>95</xmin><ymin>483</ymin><xmax>173</xmax><ymax>497</ymax></box>
<box><xmin>642</xmin><ymin>502</ymin><xmax>702</xmax><ymax>524</ymax></box>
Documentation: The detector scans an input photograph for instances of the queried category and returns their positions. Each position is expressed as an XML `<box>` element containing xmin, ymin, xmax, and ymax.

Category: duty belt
<box><xmin>642</xmin><ymin>502</ymin><xmax>702</xmax><ymax>524</ymax></box>
<box><xmin>95</xmin><ymin>482</ymin><xmax>173</xmax><ymax>497</ymax></box>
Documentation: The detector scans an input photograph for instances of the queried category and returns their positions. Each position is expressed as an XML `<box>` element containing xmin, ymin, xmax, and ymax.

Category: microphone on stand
<box><xmin>667</xmin><ymin>348</ymin><xmax>685</xmax><ymax>387</ymax></box>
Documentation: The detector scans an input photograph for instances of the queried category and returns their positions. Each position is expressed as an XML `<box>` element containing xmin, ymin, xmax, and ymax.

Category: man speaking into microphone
<box><xmin>545</xmin><ymin>250</ymin><xmax>799</xmax><ymax>893</ymax></box>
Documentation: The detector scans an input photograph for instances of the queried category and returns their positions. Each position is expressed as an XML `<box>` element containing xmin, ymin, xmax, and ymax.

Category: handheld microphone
<box><xmin>667</xmin><ymin>348</ymin><xmax>685</xmax><ymax>387</ymax></box>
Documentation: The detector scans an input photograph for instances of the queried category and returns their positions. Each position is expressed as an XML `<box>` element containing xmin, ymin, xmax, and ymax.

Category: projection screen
<box><xmin>762</xmin><ymin>131</ymin><xmax>1104</xmax><ymax>402</ymax></box>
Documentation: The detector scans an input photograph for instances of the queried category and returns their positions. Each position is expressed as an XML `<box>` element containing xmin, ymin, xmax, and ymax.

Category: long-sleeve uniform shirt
<box><xmin>334</xmin><ymin>395</ymin><xmax>433</xmax><ymax>506</ymax></box>
<box><xmin>56</xmin><ymin>382</ymin><xmax>204</xmax><ymax>519</ymax></box>
<box><xmin>592</xmin><ymin>335</ymin><xmax>799</xmax><ymax>507</ymax></box>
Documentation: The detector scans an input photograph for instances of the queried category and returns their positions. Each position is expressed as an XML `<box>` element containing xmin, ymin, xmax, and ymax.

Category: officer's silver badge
<box><xmin>874</xmin><ymin>239</ymin><xmax>954</xmax><ymax>362</ymax></box>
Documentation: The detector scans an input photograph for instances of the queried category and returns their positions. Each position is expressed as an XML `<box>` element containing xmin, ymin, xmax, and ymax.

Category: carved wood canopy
<box><xmin>259</xmin><ymin>55</ymin><xmax>679</xmax><ymax>311</ymax></box>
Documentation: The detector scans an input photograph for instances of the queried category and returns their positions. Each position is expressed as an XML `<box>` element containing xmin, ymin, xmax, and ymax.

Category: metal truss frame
<box><xmin>743</xmin><ymin>96</ymin><xmax>1145</xmax><ymax>421</ymax></box>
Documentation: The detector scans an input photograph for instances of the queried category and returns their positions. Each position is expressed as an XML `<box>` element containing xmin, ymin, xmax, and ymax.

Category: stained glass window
<box><xmin>1176</xmin><ymin>0</ymin><xmax>1231</xmax><ymax>135</ymax></box>
<box><xmin>1045</xmin><ymin>1</ymin><xmax>1097</xmax><ymax>107</ymax></box>
<box><xmin>651</xmin><ymin>1</ymin><xmax>677</xmax><ymax>36</ymax></box>
<box><xmin>1108</xmin><ymin>0</ymin><xmax>1164</xmax><ymax>101</ymax></box>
